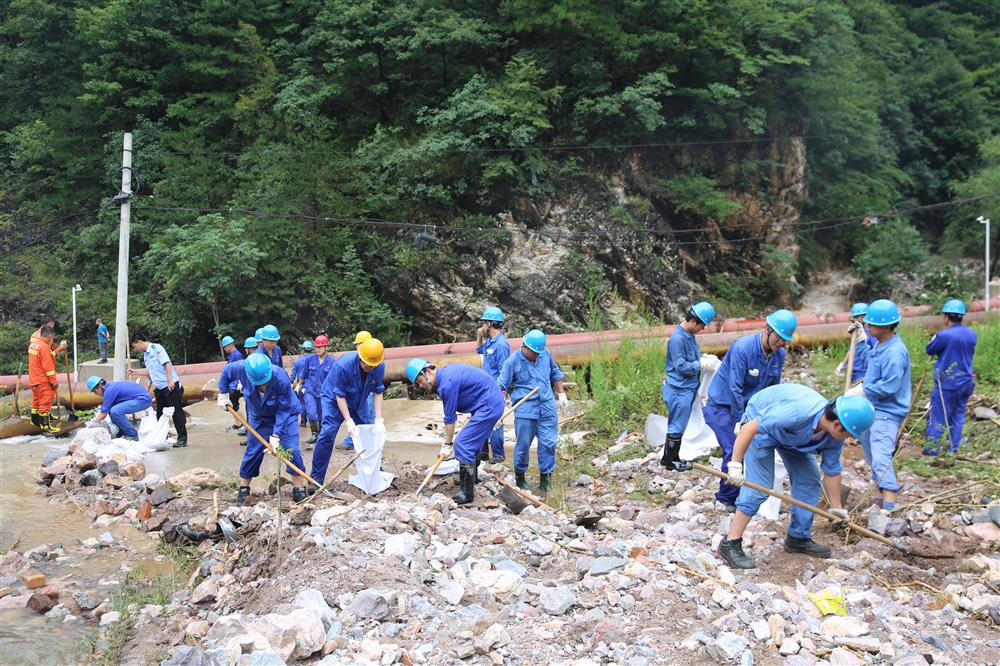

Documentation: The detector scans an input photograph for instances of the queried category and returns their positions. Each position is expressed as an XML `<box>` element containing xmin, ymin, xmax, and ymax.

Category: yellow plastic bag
<box><xmin>808</xmin><ymin>588</ymin><xmax>846</xmax><ymax>616</ymax></box>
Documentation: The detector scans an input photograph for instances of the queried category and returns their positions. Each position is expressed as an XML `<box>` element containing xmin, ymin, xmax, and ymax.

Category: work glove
<box><xmin>844</xmin><ymin>382</ymin><xmax>865</xmax><ymax>397</ymax></box>
<box><xmin>217</xmin><ymin>392</ymin><xmax>229</xmax><ymax>409</ymax></box>
<box><xmin>726</xmin><ymin>461</ymin><xmax>745</xmax><ymax>486</ymax></box>
<box><xmin>439</xmin><ymin>443</ymin><xmax>455</xmax><ymax>460</ymax></box>
<box><xmin>847</xmin><ymin>321</ymin><xmax>862</xmax><ymax>335</ymax></box>
<box><xmin>558</xmin><ymin>393</ymin><xmax>569</xmax><ymax>409</ymax></box>
<box><xmin>835</xmin><ymin>362</ymin><xmax>846</xmax><ymax>376</ymax></box>
<box><xmin>830</xmin><ymin>507</ymin><xmax>849</xmax><ymax>522</ymax></box>
<box><xmin>269</xmin><ymin>435</ymin><xmax>280</xmax><ymax>449</ymax></box>
<box><xmin>345</xmin><ymin>418</ymin><xmax>361</xmax><ymax>442</ymax></box>
<box><xmin>699</xmin><ymin>354</ymin><xmax>721</xmax><ymax>372</ymax></box>
<box><xmin>374</xmin><ymin>418</ymin><xmax>386</xmax><ymax>434</ymax></box>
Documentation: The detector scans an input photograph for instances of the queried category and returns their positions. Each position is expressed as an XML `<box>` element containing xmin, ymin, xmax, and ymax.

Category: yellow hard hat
<box><xmin>353</xmin><ymin>330</ymin><xmax>372</xmax><ymax>346</ymax></box>
<box><xmin>357</xmin><ymin>338</ymin><xmax>384</xmax><ymax>367</ymax></box>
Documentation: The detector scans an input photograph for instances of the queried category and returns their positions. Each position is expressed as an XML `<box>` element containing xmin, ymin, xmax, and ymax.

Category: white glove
<box><xmin>217</xmin><ymin>392</ymin><xmax>229</xmax><ymax>409</ymax></box>
<box><xmin>835</xmin><ymin>362</ymin><xmax>846</xmax><ymax>376</ymax></box>
<box><xmin>726</xmin><ymin>461</ymin><xmax>744</xmax><ymax>486</ymax></box>
<box><xmin>847</xmin><ymin>321</ymin><xmax>862</xmax><ymax>335</ymax></box>
<box><xmin>845</xmin><ymin>381</ymin><xmax>865</xmax><ymax>397</ymax></box>
<box><xmin>699</xmin><ymin>354</ymin><xmax>721</xmax><ymax>372</ymax></box>
<box><xmin>374</xmin><ymin>418</ymin><xmax>386</xmax><ymax>433</ymax></box>
<box><xmin>558</xmin><ymin>393</ymin><xmax>569</xmax><ymax>408</ymax></box>
<box><xmin>269</xmin><ymin>435</ymin><xmax>280</xmax><ymax>449</ymax></box>
<box><xmin>345</xmin><ymin>418</ymin><xmax>361</xmax><ymax>441</ymax></box>
<box><xmin>439</xmin><ymin>443</ymin><xmax>454</xmax><ymax>460</ymax></box>
<box><xmin>830</xmin><ymin>508</ymin><xmax>849</xmax><ymax>523</ymax></box>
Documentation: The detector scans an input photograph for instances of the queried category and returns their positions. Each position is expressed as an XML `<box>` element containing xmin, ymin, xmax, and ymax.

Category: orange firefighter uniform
<box><xmin>28</xmin><ymin>335</ymin><xmax>60</xmax><ymax>432</ymax></box>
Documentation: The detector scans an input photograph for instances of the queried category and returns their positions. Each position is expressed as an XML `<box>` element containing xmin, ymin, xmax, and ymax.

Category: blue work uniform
<box><xmin>226</xmin><ymin>348</ymin><xmax>243</xmax><ymax>364</ymax></box>
<box><xmin>477</xmin><ymin>333</ymin><xmax>511</xmax><ymax>459</ymax></box>
<box><xmin>498</xmin><ymin>350</ymin><xmax>564</xmax><ymax>474</ymax></box>
<box><xmin>301</xmin><ymin>353</ymin><xmax>335</xmax><ymax>423</ymax></box>
<box><xmin>220</xmin><ymin>360</ymin><xmax>252</xmax><ymax>443</ymax></box>
<box><xmin>704</xmin><ymin>332</ymin><xmax>785</xmax><ymax>505</ymax></box>
<box><xmin>850</xmin><ymin>328</ymin><xmax>873</xmax><ymax>383</ymax></box>
<box><xmin>735</xmin><ymin>384</ymin><xmax>844</xmax><ymax>539</ymax></box>
<box><xmin>436</xmin><ymin>364</ymin><xmax>506</xmax><ymax>465</ymax></box>
<box><xmin>99</xmin><ymin>381</ymin><xmax>152</xmax><ymax>438</ymax></box>
<box><xmin>291</xmin><ymin>355</ymin><xmax>311</xmax><ymax>425</ymax></box>
<box><xmin>256</xmin><ymin>345</ymin><xmax>283</xmax><ymax>367</ymax></box>
<box><xmin>97</xmin><ymin>323</ymin><xmax>109</xmax><ymax>344</ymax></box>
<box><xmin>663</xmin><ymin>325</ymin><xmax>701</xmax><ymax>437</ymax></box>
<box><xmin>239</xmin><ymin>365</ymin><xmax>305</xmax><ymax>480</ymax></box>
<box><xmin>925</xmin><ymin>323</ymin><xmax>977</xmax><ymax>453</ymax></box>
<box><xmin>860</xmin><ymin>334</ymin><xmax>911</xmax><ymax>495</ymax></box>
<box><xmin>310</xmin><ymin>352</ymin><xmax>385</xmax><ymax>484</ymax></box>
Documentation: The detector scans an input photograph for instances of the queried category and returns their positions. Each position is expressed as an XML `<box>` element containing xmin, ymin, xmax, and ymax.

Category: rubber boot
<box><xmin>235</xmin><ymin>487</ymin><xmax>251</xmax><ymax>506</ymax></box>
<box><xmin>472</xmin><ymin>449</ymin><xmax>482</xmax><ymax>484</ymax></box>
<box><xmin>452</xmin><ymin>463</ymin><xmax>475</xmax><ymax>505</ymax></box>
<box><xmin>515</xmin><ymin>471</ymin><xmax>529</xmax><ymax>490</ymax></box>
<box><xmin>306</xmin><ymin>421</ymin><xmax>319</xmax><ymax>445</ymax></box>
<box><xmin>42</xmin><ymin>412</ymin><xmax>61</xmax><ymax>435</ymax></box>
<box><xmin>292</xmin><ymin>487</ymin><xmax>307</xmax><ymax>503</ymax></box>
<box><xmin>539</xmin><ymin>473</ymin><xmax>552</xmax><ymax>494</ymax></box>
<box><xmin>718</xmin><ymin>538</ymin><xmax>756</xmax><ymax>569</ymax></box>
<box><xmin>660</xmin><ymin>434</ymin><xmax>691</xmax><ymax>471</ymax></box>
<box><xmin>783</xmin><ymin>536</ymin><xmax>831</xmax><ymax>558</ymax></box>
<box><xmin>30</xmin><ymin>409</ymin><xmax>41</xmax><ymax>427</ymax></box>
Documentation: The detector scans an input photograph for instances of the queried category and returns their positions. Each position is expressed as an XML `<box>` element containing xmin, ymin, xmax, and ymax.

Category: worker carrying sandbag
<box><xmin>86</xmin><ymin>376</ymin><xmax>152</xmax><ymax>441</ymax></box>
<box><xmin>27</xmin><ymin>325</ymin><xmax>61</xmax><ymax>433</ymax></box>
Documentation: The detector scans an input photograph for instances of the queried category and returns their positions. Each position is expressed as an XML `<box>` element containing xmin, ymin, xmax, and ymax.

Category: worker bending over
<box><xmin>27</xmin><ymin>325</ymin><xmax>62</xmax><ymax>433</ymax></box>
<box><xmin>704</xmin><ymin>309</ymin><xmax>797</xmax><ymax>511</ymax></box>
<box><xmin>236</xmin><ymin>354</ymin><xmax>308</xmax><ymax>505</ymax></box>
<box><xmin>661</xmin><ymin>302</ymin><xmax>715</xmax><ymax>471</ymax></box>
<box><xmin>836</xmin><ymin>303</ymin><xmax>872</xmax><ymax>383</ymax></box>
<box><xmin>86</xmin><ymin>377</ymin><xmax>152</xmax><ymax>440</ymax></box>
<box><xmin>924</xmin><ymin>299</ymin><xmax>977</xmax><ymax>456</ymax></box>
<box><xmin>407</xmin><ymin>360</ymin><xmax>505</xmax><ymax>505</ymax></box>
<box><xmin>497</xmin><ymin>329</ymin><xmax>567</xmax><ymax>493</ymax></box>
<box><xmin>310</xmin><ymin>338</ymin><xmax>386</xmax><ymax>485</ymax></box>
<box><xmin>301</xmin><ymin>335</ymin><xmax>334</xmax><ymax>446</ymax></box>
<box><xmin>717</xmin><ymin>384</ymin><xmax>875</xmax><ymax>569</ymax></box>
<box><xmin>476</xmin><ymin>307</ymin><xmax>511</xmax><ymax>463</ymax></box>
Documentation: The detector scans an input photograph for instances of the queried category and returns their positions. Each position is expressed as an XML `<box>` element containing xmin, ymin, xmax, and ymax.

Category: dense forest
<box><xmin>1</xmin><ymin>0</ymin><xmax>998</xmax><ymax>372</ymax></box>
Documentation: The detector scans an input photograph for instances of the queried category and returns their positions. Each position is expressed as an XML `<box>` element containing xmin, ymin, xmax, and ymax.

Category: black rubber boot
<box><xmin>660</xmin><ymin>435</ymin><xmax>691</xmax><ymax>471</ymax></box>
<box><xmin>472</xmin><ymin>450</ymin><xmax>483</xmax><ymax>484</ymax></box>
<box><xmin>489</xmin><ymin>455</ymin><xmax>505</xmax><ymax>464</ymax></box>
<box><xmin>235</xmin><ymin>487</ymin><xmax>251</xmax><ymax>506</ymax></box>
<box><xmin>306</xmin><ymin>421</ymin><xmax>319</xmax><ymax>444</ymax></box>
<box><xmin>292</xmin><ymin>487</ymin><xmax>307</xmax><ymax>503</ymax></box>
<box><xmin>452</xmin><ymin>463</ymin><xmax>475</xmax><ymax>505</ymax></box>
<box><xmin>539</xmin><ymin>473</ymin><xmax>552</xmax><ymax>494</ymax></box>
<box><xmin>515</xmin><ymin>471</ymin><xmax>529</xmax><ymax>490</ymax></box>
<box><xmin>718</xmin><ymin>538</ymin><xmax>756</xmax><ymax>569</ymax></box>
<box><xmin>783</xmin><ymin>536</ymin><xmax>832</xmax><ymax>558</ymax></box>
<box><xmin>30</xmin><ymin>410</ymin><xmax>41</xmax><ymax>427</ymax></box>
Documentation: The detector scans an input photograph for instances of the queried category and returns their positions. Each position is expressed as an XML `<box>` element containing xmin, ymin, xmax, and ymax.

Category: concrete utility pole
<box><xmin>71</xmin><ymin>283</ymin><xmax>82</xmax><ymax>379</ymax></box>
<box><xmin>979</xmin><ymin>216</ymin><xmax>991</xmax><ymax>311</ymax></box>
<box><xmin>113</xmin><ymin>133</ymin><xmax>132</xmax><ymax>380</ymax></box>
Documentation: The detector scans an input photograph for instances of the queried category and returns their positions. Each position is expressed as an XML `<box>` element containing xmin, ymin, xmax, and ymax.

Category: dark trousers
<box><xmin>154</xmin><ymin>384</ymin><xmax>187</xmax><ymax>439</ymax></box>
<box><xmin>229</xmin><ymin>392</ymin><xmax>241</xmax><ymax>412</ymax></box>
<box><xmin>99</xmin><ymin>342</ymin><xmax>108</xmax><ymax>362</ymax></box>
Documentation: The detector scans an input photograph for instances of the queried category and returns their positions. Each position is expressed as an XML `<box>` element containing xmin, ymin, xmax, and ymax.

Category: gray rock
<box><xmin>437</xmin><ymin>580</ymin><xmax>465</xmax><ymax>606</ymax></box>
<box><xmin>867</xmin><ymin>509</ymin><xmax>890</xmax><ymax>535</ymax></box>
<box><xmin>527</xmin><ymin>538</ymin><xmax>553</xmax><ymax>556</ymax></box>
<box><xmin>922</xmin><ymin>635</ymin><xmax>947</xmax><ymax>651</ymax></box>
<box><xmin>990</xmin><ymin>505</ymin><xmax>1000</xmax><ymax>528</ymax></box>
<box><xmin>203</xmin><ymin>648</ymin><xmax>232</xmax><ymax>666</ymax></box>
<box><xmin>80</xmin><ymin>470</ymin><xmax>102</xmax><ymax>486</ymax></box>
<box><xmin>634</xmin><ymin>510</ymin><xmax>670</xmax><ymax>529</ymax></box>
<box><xmin>97</xmin><ymin>460</ymin><xmax>120</xmax><ymax>477</ymax></box>
<box><xmin>294</xmin><ymin>588</ymin><xmax>335</xmax><ymax>627</ymax></box>
<box><xmin>973</xmin><ymin>406</ymin><xmax>998</xmax><ymax>420</ymax></box>
<box><xmin>247</xmin><ymin>650</ymin><xmax>287</xmax><ymax>666</ymax></box>
<box><xmin>98</xmin><ymin>532</ymin><xmax>114</xmax><ymax>546</ymax></box>
<box><xmin>588</xmin><ymin>557</ymin><xmax>628</xmax><ymax>576</ymax></box>
<box><xmin>574</xmin><ymin>474</ymin><xmax>594</xmax><ymax>487</ymax></box>
<box><xmin>348</xmin><ymin>589</ymin><xmax>389</xmax><ymax>620</ymax></box>
<box><xmin>150</xmin><ymin>486</ymin><xmax>174</xmax><ymax>506</ymax></box>
<box><xmin>538</xmin><ymin>585</ymin><xmax>577</xmax><ymax>616</ymax></box>
<box><xmin>454</xmin><ymin>641</ymin><xmax>475</xmax><ymax>659</ymax></box>
<box><xmin>494</xmin><ymin>559</ymin><xmax>527</xmax><ymax>577</ymax></box>
<box><xmin>160</xmin><ymin>645</ymin><xmax>207</xmax><ymax>666</ymax></box>
<box><xmin>73</xmin><ymin>590</ymin><xmax>103</xmax><ymax>611</ymax></box>
<box><xmin>834</xmin><ymin>636</ymin><xmax>881</xmax><ymax>653</ymax></box>
<box><xmin>41</xmin><ymin>449</ymin><xmax>63</xmax><ymax>466</ymax></box>
<box><xmin>885</xmin><ymin>518</ymin><xmax>908</xmax><ymax>537</ymax></box>
<box><xmin>706</xmin><ymin>632</ymin><xmax>748</xmax><ymax>661</ymax></box>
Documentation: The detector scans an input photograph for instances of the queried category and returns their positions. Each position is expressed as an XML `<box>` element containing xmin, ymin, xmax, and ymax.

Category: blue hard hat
<box><xmin>302</xmin><ymin>340</ymin><xmax>315</xmax><ymax>351</ymax></box>
<box><xmin>254</xmin><ymin>327</ymin><xmax>265</xmax><ymax>343</ymax></box>
<box><xmin>406</xmin><ymin>358</ymin><xmax>431</xmax><ymax>384</ymax></box>
<box><xmin>86</xmin><ymin>375</ymin><xmax>105</xmax><ymax>392</ymax></box>
<box><xmin>220</xmin><ymin>335</ymin><xmax>235</xmax><ymax>347</ymax></box>
<box><xmin>523</xmin><ymin>329</ymin><xmax>547</xmax><ymax>354</ymax></box>
<box><xmin>864</xmin><ymin>299</ymin><xmax>901</xmax><ymax>326</ymax></box>
<box><xmin>689</xmin><ymin>301</ymin><xmax>715</xmax><ymax>326</ymax></box>
<box><xmin>245</xmin><ymin>353</ymin><xmax>273</xmax><ymax>385</ymax></box>
<box><xmin>481</xmin><ymin>307</ymin><xmax>504</xmax><ymax>323</ymax></box>
<box><xmin>834</xmin><ymin>395</ymin><xmax>876</xmax><ymax>439</ymax></box>
<box><xmin>765</xmin><ymin>309</ymin><xmax>798</xmax><ymax>341</ymax></box>
<box><xmin>850</xmin><ymin>302</ymin><xmax>868</xmax><ymax>318</ymax></box>
<box><xmin>244</xmin><ymin>337</ymin><xmax>259</xmax><ymax>349</ymax></box>
<box><xmin>260</xmin><ymin>324</ymin><xmax>281</xmax><ymax>341</ymax></box>
<box><xmin>940</xmin><ymin>299</ymin><xmax>966</xmax><ymax>315</ymax></box>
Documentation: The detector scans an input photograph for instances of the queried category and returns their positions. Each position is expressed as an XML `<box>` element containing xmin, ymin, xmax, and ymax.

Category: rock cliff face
<box><xmin>385</xmin><ymin>138</ymin><xmax>808</xmax><ymax>341</ymax></box>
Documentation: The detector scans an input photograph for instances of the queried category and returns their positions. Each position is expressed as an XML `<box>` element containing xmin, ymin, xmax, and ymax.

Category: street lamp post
<box><xmin>71</xmin><ymin>284</ymin><xmax>82</xmax><ymax>379</ymax></box>
<box><xmin>979</xmin><ymin>216</ymin><xmax>991</xmax><ymax>311</ymax></box>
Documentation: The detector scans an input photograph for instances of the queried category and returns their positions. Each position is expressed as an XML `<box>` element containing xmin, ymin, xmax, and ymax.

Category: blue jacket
<box><xmin>436</xmin><ymin>364</ymin><xmax>504</xmax><ymax>424</ymax></box>
<box><xmin>707</xmin><ymin>332</ymin><xmax>785</xmax><ymax>420</ymax></box>
<box><xmin>243</xmin><ymin>365</ymin><xmax>299</xmax><ymax>429</ymax></box>
<box><xmin>926</xmin><ymin>323</ymin><xmax>976</xmax><ymax>390</ymax></box>
<box><xmin>290</xmin><ymin>355</ymin><xmax>310</xmax><ymax>383</ymax></box>
<box><xmin>226</xmin><ymin>348</ymin><xmax>243</xmax><ymax>364</ymax></box>
<box><xmin>744</xmin><ymin>383</ymin><xmax>844</xmax><ymax>475</ymax></box>
<box><xmin>863</xmin><ymin>334</ymin><xmax>912</xmax><ymax>419</ymax></box>
<box><xmin>100</xmin><ymin>381</ymin><xmax>151</xmax><ymax>413</ymax></box>
<box><xmin>476</xmin><ymin>333</ymin><xmax>511</xmax><ymax>381</ymax></box>
<box><xmin>256</xmin><ymin>345</ymin><xmax>283</xmax><ymax>367</ymax></box>
<box><xmin>322</xmin><ymin>351</ymin><xmax>384</xmax><ymax>415</ymax></box>
<box><xmin>497</xmin><ymin>349</ymin><xmax>564</xmax><ymax>419</ymax></box>
<box><xmin>850</xmin><ymin>328</ymin><xmax>874</xmax><ymax>383</ymax></box>
<box><xmin>97</xmin><ymin>323</ymin><xmax>109</xmax><ymax>344</ymax></box>
<box><xmin>219</xmin><ymin>360</ymin><xmax>249</xmax><ymax>396</ymax></box>
<box><xmin>665</xmin><ymin>325</ymin><xmax>701</xmax><ymax>390</ymax></box>
<box><xmin>301</xmin><ymin>353</ymin><xmax>335</xmax><ymax>395</ymax></box>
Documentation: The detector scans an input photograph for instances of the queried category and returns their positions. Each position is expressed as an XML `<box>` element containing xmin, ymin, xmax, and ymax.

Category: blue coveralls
<box><xmin>224</xmin><ymin>348</ymin><xmax>244</xmax><ymax>412</ymax></box>
<box><xmin>239</xmin><ymin>365</ymin><xmax>306</xmax><ymax>480</ymax></box>
<box><xmin>256</xmin><ymin>345</ymin><xmax>283</xmax><ymax>367</ymax></box>
<box><xmin>99</xmin><ymin>381</ymin><xmax>152</xmax><ymax>438</ymax></box>
<box><xmin>300</xmin><ymin>353</ymin><xmax>335</xmax><ymax>423</ymax></box>
<box><xmin>220</xmin><ymin>360</ymin><xmax>250</xmax><ymax>443</ymax></box>
<box><xmin>435</xmin><ymin>364</ymin><xmax>506</xmax><ymax>464</ymax></box>
<box><xmin>310</xmin><ymin>352</ymin><xmax>384</xmax><ymax>484</ymax></box>
<box><xmin>925</xmin><ymin>323</ymin><xmax>977</xmax><ymax>453</ymax></box>
<box><xmin>498</xmin><ymin>350</ymin><xmax>564</xmax><ymax>474</ymax></box>
<box><xmin>735</xmin><ymin>384</ymin><xmax>844</xmax><ymax>540</ymax></box>
<box><xmin>860</xmin><ymin>335</ymin><xmax>911</xmax><ymax>495</ymax></box>
<box><xmin>850</xmin><ymin>328</ymin><xmax>873</xmax><ymax>384</ymax></box>
<box><xmin>227</xmin><ymin>348</ymin><xmax>243</xmax><ymax>364</ymax></box>
<box><xmin>663</xmin><ymin>325</ymin><xmax>701</xmax><ymax>437</ymax></box>
<box><xmin>704</xmin><ymin>332</ymin><xmax>785</xmax><ymax>505</ymax></box>
<box><xmin>291</xmin><ymin>355</ymin><xmax>310</xmax><ymax>425</ymax></box>
<box><xmin>477</xmin><ymin>333</ymin><xmax>511</xmax><ymax>458</ymax></box>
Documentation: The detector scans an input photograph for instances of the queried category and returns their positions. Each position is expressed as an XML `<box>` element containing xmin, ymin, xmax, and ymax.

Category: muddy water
<box><xmin>0</xmin><ymin>398</ymin><xmax>447</xmax><ymax>663</ymax></box>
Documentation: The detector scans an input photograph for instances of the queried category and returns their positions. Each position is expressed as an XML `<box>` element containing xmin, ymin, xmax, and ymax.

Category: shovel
<box><xmin>61</xmin><ymin>350</ymin><xmax>79</xmax><ymax>422</ymax></box>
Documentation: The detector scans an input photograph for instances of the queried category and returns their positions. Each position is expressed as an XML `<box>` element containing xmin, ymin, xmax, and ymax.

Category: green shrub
<box><xmin>853</xmin><ymin>218</ymin><xmax>930</xmax><ymax>296</ymax></box>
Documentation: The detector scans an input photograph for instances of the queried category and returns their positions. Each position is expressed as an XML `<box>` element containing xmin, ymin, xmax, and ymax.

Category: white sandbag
<box><xmin>137</xmin><ymin>411</ymin><xmax>172</xmax><ymax>451</ymax></box>
<box><xmin>435</xmin><ymin>459</ymin><xmax>460</xmax><ymax>476</ymax></box>
<box><xmin>650</xmin><ymin>363</ymin><xmax>721</xmax><ymax>461</ymax></box>
<box><xmin>758</xmin><ymin>456</ymin><xmax>787</xmax><ymax>521</ymax></box>
<box><xmin>348</xmin><ymin>424</ymin><xmax>395</xmax><ymax>495</ymax></box>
